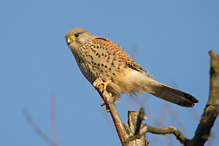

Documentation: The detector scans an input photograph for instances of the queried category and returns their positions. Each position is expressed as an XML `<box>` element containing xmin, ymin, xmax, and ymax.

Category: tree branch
<box><xmin>184</xmin><ymin>50</ymin><xmax>218</xmax><ymax>146</ymax></box>
<box><xmin>93</xmin><ymin>79</ymin><xmax>148</xmax><ymax>145</ymax></box>
<box><xmin>23</xmin><ymin>108</ymin><xmax>55</xmax><ymax>145</ymax></box>
<box><xmin>208</xmin><ymin>50</ymin><xmax>218</xmax><ymax>105</ymax></box>
<box><xmin>50</xmin><ymin>94</ymin><xmax>59</xmax><ymax>146</ymax></box>
<box><xmin>124</xmin><ymin>110</ymin><xmax>148</xmax><ymax>146</ymax></box>
<box><xmin>134</xmin><ymin>108</ymin><xmax>147</xmax><ymax>135</ymax></box>
<box><xmin>146</xmin><ymin>125</ymin><xmax>186</xmax><ymax>144</ymax></box>
<box><xmin>93</xmin><ymin>79</ymin><xmax>129</xmax><ymax>143</ymax></box>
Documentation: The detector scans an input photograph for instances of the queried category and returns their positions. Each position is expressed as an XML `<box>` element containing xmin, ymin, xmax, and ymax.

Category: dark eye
<box><xmin>75</xmin><ymin>33</ymin><xmax>80</xmax><ymax>38</ymax></box>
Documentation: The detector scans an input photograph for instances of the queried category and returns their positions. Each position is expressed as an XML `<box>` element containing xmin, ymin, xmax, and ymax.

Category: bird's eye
<box><xmin>74</xmin><ymin>34</ymin><xmax>80</xmax><ymax>38</ymax></box>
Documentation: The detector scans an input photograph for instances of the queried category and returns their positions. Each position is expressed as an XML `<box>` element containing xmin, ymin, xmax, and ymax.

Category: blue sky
<box><xmin>1</xmin><ymin>0</ymin><xmax>218</xmax><ymax>145</ymax></box>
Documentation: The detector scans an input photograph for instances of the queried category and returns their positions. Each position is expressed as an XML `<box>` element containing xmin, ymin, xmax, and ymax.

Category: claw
<box><xmin>95</xmin><ymin>77</ymin><xmax>112</xmax><ymax>90</ymax></box>
<box><xmin>101</xmin><ymin>103</ymin><xmax>106</xmax><ymax>106</ymax></box>
<box><xmin>101</xmin><ymin>103</ymin><xmax>110</xmax><ymax>112</ymax></box>
<box><xmin>106</xmin><ymin>108</ymin><xmax>110</xmax><ymax>112</ymax></box>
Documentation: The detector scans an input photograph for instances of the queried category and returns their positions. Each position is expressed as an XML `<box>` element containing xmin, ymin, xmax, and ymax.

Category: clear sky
<box><xmin>1</xmin><ymin>0</ymin><xmax>218</xmax><ymax>146</ymax></box>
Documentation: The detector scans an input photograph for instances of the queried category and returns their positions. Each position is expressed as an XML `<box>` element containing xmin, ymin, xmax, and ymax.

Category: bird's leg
<box><xmin>94</xmin><ymin>77</ymin><xmax>112</xmax><ymax>112</ymax></box>
<box><xmin>95</xmin><ymin>77</ymin><xmax>112</xmax><ymax>90</ymax></box>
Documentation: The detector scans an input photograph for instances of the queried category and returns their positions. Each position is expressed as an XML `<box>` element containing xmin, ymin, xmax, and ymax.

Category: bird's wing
<box><xmin>92</xmin><ymin>37</ymin><xmax>146</xmax><ymax>73</ymax></box>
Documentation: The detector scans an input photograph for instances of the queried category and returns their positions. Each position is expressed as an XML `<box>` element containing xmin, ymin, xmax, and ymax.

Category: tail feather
<box><xmin>151</xmin><ymin>83</ymin><xmax>199</xmax><ymax>107</ymax></box>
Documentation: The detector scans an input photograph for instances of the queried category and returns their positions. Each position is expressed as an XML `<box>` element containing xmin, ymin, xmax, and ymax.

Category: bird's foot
<box><xmin>95</xmin><ymin>77</ymin><xmax>112</xmax><ymax>90</ymax></box>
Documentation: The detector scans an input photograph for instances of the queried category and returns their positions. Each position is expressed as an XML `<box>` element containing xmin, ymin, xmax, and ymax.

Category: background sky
<box><xmin>1</xmin><ymin>0</ymin><xmax>219</xmax><ymax>146</ymax></box>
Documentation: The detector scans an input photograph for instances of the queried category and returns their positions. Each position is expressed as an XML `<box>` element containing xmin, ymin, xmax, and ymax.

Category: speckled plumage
<box><xmin>65</xmin><ymin>28</ymin><xmax>198</xmax><ymax>107</ymax></box>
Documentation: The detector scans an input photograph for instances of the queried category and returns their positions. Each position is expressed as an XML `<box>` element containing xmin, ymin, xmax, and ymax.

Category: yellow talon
<box><xmin>96</xmin><ymin>77</ymin><xmax>112</xmax><ymax>90</ymax></box>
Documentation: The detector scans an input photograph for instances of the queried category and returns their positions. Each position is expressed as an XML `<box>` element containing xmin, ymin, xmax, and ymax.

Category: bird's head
<box><xmin>65</xmin><ymin>28</ymin><xmax>93</xmax><ymax>50</ymax></box>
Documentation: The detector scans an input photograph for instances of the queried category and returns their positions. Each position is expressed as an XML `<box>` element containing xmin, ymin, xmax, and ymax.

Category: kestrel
<box><xmin>65</xmin><ymin>28</ymin><xmax>198</xmax><ymax>107</ymax></box>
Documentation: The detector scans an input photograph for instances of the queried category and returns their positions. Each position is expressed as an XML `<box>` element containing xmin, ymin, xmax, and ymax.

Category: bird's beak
<box><xmin>67</xmin><ymin>37</ymin><xmax>73</xmax><ymax>45</ymax></box>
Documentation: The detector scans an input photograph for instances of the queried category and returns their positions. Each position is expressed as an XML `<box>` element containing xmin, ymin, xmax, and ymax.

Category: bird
<box><xmin>65</xmin><ymin>28</ymin><xmax>198</xmax><ymax>107</ymax></box>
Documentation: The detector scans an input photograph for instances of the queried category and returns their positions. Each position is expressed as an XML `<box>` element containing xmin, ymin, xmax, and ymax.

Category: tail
<box><xmin>147</xmin><ymin>81</ymin><xmax>199</xmax><ymax>107</ymax></box>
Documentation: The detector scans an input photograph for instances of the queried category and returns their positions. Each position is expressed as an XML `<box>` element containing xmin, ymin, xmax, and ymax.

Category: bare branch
<box><xmin>166</xmin><ymin>103</ymin><xmax>188</xmax><ymax>135</ymax></box>
<box><xmin>184</xmin><ymin>50</ymin><xmax>218</xmax><ymax>146</ymax></box>
<box><xmin>51</xmin><ymin>94</ymin><xmax>59</xmax><ymax>146</ymax></box>
<box><xmin>23</xmin><ymin>108</ymin><xmax>55</xmax><ymax>145</ymax></box>
<box><xmin>134</xmin><ymin>108</ymin><xmax>146</xmax><ymax>135</ymax></box>
<box><xmin>146</xmin><ymin>125</ymin><xmax>186</xmax><ymax>144</ymax></box>
<box><xmin>208</xmin><ymin>50</ymin><xmax>218</xmax><ymax>105</ymax></box>
<box><xmin>93</xmin><ymin>79</ymin><xmax>129</xmax><ymax>143</ymax></box>
<box><xmin>124</xmin><ymin>110</ymin><xmax>148</xmax><ymax>146</ymax></box>
<box><xmin>93</xmin><ymin>79</ymin><xmax>149</xmax><ymax>145</ymax></box>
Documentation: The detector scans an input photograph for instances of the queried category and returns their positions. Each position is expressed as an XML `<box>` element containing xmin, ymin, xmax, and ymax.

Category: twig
<box><xmin>146</xmin><ymin>125</ymin><xmax>186</xmax><ymax>144</ymax></box>
<box><xmin>51</xmin><ymin>94</ymin><xmax>59</xmax><ymax>146</ymax></box>
<box><xmin>23</xmin><ymin>108</ymin><xmax>55</xmax><ymax>145</ymax></box>
<box><xmin>166</xmin><ymin>103</ymin><xmax>188</xmax><ymax>136</ymax></box>
<box><xmin>134</xmin><ymin>108</ymin><xmax>146</xmax><ymax>135</ymax></box>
